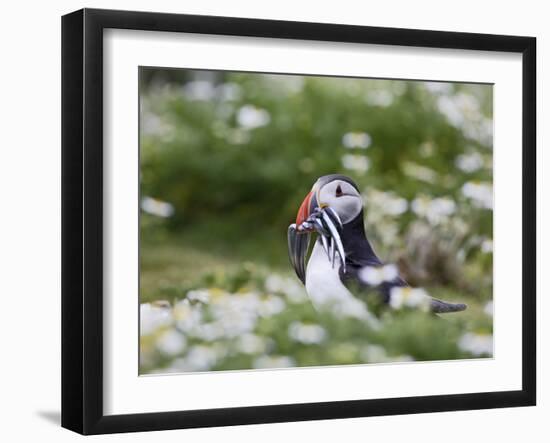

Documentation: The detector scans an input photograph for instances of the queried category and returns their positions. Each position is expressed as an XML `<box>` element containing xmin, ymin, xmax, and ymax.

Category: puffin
<box><xmin>288</xmin><ymin>174</ymin><xmax>467</xmax><ymax>314</ymax></box>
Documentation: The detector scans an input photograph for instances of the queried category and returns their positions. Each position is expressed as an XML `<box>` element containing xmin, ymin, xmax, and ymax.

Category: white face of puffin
<box><xmin>288</xmin><ymin>175</ymin><xmax>362</xmax><ymax>284</ymax></box>
<box><xmin>317</xmin><ymin>179</ymin><xmax>362</xmax><ymax>224</ymax></box>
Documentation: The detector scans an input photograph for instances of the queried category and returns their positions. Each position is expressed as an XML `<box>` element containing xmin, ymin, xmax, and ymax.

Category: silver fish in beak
<box><xmin>288</xmin><ymin>189</ymin><xmax>346</xmax><ymax>283</ymax></box>
<box><xmin>287</xmin><ymin>223</ymin><xmax>311</xmax><ymax>284</ymax></box>
<box><xmin>319</xmin><ymin>207</ymin><xmax>346</xmax><ymax>272</ymax></box>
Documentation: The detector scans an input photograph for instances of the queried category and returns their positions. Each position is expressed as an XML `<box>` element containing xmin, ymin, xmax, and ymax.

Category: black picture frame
<box><xmin>61</xmin><ymin>8</ymin><xmax>536</xmax><ymax>435</ymax></box>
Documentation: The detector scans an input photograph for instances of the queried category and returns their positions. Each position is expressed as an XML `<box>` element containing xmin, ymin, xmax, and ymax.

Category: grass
<box><xmin>140</xmin><ymin>229</ymin><xmax>490</xmax><ymax>329</ymax></box>
<box><xmin>140</xmin><ymin>219</ymin><xmax>289</xmax><ymax>303</ymax></box>
<box><xmin>139</xmin><ymin>224</ymin><xmax>492</xmax><ymax>374</ymax></box>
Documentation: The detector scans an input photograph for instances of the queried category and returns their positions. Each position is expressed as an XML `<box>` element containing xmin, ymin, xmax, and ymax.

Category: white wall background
<box><xmin>0</xmin><ymin>0</ymin><xmax>545</xmax><ymax>441</ymax></box>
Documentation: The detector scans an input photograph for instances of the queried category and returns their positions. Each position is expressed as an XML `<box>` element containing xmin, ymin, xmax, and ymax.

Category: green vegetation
<box><xmin>139</xmin><ymin>69</ymin><xmax>493</xmax><ymax>374</ymax></box>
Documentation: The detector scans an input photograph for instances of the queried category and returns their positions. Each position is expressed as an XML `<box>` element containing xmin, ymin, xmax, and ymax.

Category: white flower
<box><xmin>478</xmin><ymin>117</ymin><xmax>494</xmax><ymax>146</ymax></box>
<box><xmin>253</xmin><ymin>355</ymin><xmax>296</xmax><ymax>369</ymax></box>
<box><xmin>360</xmin><ymin>344</ymin><xmax>388</xmax><ymax>363</ymax></box>
<box><xmin>141</xmin><ymin>113</ymin><xmax>174</xmax><ymax>138</ymax></box>
<box><xmin>186</xmin><ymin>289</ymin><xmax>210</xmax><ymax>304</ymax></box>
<box><xmin>455</xmin><ymin>152</ymin><xmax>484</xmax><ymax>173</ymax></box>
<box><xmin>192</xmin><ymin>322</ymin><xmax>225</xmax><ymax>341</ymax></box>
<box><xmin>331</xmin><ymin>299</ymin><xmax>381</xmax><ymax>330</ymax></box>
<box><xmin>365</xmin><ymin>189</ymin><xmax>408</xmax><ymax>216</ymax></box>
<box><xmin>140</xmin><ymin>302</ymin><xmax>173</xmax><ymax>335</ymax></box>
<box><xmin>376</xmin><ymin>222</ymin><xmax>399</xmax><ymax>248</ymax></box>
<box><xmin>209</xmin><ymin>292</ymin><xmax>260</xmax><ymax>337</ymax></box>
<box><xmin>140</xmin><ymin>196</ymin><xmax>174</xmax><ymax>218</ymax></box>
<box><xmin>264</xmin><ymin>274</ymin><xmax>286</xmax><ymax>293</ymax></box>
<box><xmin>236</xmin><ymin>333</ymin><xmax>268</xmax><ymax>354</ymax></box>
<box><xmin>462</xmin><ymin>181</ymin><xmax>493</xmax><ymax>209</ymax></box>
<box><xmin>402</xmin><ymin>162</ymin><xmax>437</xmax><ymax>183</ymax></box>
<box><xmin>384</xmin><ymin>197</ymin><xmax>408</xmax><ymax>216</ymax></box>
<box><xmin>424</xmin><ymin>82</ymin><xmax>453</xmax><ymax>94</ymax></box>
<box><xmin>341</xmin><ymin>154</ymin><xmax>369</xmax><ymax>173</ymax></box>
<box><xmin>306</xmin><ymin>281</ymin><xmax>379</xmax><ymax>329</ymax></box>
<box><xmin>410</xmin><ymin>196</ymin><xmax>430</xmax><ymax>217</ymax></box>
<box><xmin>265</xmin><ymin>274</ymin><xmax>308</xmax><ymax>303</ymax></box>
<box><xmin>173</xmin><ymin>299</ymin><xmax>203</xmax><ymax>333</ymax></box>
<box><xmin>389</xmin><ymin>287</ymin><xmax>431</xmax><ymax>311</ymax></box>
<box><xmin>437</xmin><ymin>95</ymin><xmax>464</xmax><ymax>126</ymax></box>
<box><xmin>216</xmin><ymin>82</ymin><xmax>242</xmax><ymax>101</ymax></box>
<box><xmin>437</xmin><ymin>93</ymin><xmax>480</xmax><ymax>128</ymax></box>
<box><xmin>258</xmin><ymin>295</ymin><xmax>286</xmax><ymax>317</ymax></box>
<box><xmin>481</xmin><ymin>239</ymin><xmax>493</xmax><ymax>253</ymax></box>
<box><xmin>288</xmin><ymin>322</ymin><xmax>327</xmax><ymax>344</ymax></box>
<box><xmin>359</xmin><ymin>264</ymin><xmax>399</xmax><ymax>286</ymax></box>
<box><xmin>419</xmin><ymin>141</ymin><xmax>435</xmax><ymax>157</ymax></box>
<box><xmin>182</xmin><ymin>80</ymin><xmax>216</xmax><ymax>101</ymax></box>
<box><xmin>484</xmin><ymin>301</ymin><xmax>494</xmax><ymax>317</ymax></box>
<box><xmin>429</xmin><ymin>197</ymin><xmax>456</xmax><ymax>221</ymax></box>
<box><xmin>458</xmin><ymin>333</ymin><xmax>493</xmax><ymax>356</ymax></box>
<box><xmin>156</xmin><ymin>330</ymin><xmax>186</xmax><ymax>356</ymax></box>
<box><xmin>342</xmin><ymin>132</ymin><xmax>372</xmax><ymax>149</ymax></box>
<box><xmin>365</xmin><ymin>89</ymin><xmax>394</xmax><ymax>107</ymax></box>
<box><xmin>173</xmin><ymin>345</ymin><xmax>220</xmax><ymax>372</ymax></box>
<box><xmin>411</xmin><ymin>195</ymin><xmax>456</xmax><ymax>225</ymax></box>
<box><xmin>237</xmin><ymin>105</ymin><xmax>271</xmax><ymax>129</ymax></box>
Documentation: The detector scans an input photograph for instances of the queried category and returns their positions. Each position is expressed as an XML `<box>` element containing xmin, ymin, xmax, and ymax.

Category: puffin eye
<box><xmin>335</xmin><ymin>185</ymin><xmax>343</xmax><ymax>197</ymax></box>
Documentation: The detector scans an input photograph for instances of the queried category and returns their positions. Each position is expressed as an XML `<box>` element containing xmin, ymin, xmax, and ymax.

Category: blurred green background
<box><xmin>139</xmin><ymin>68</ymin><xmax>494</xmax><ymax>374</ymax></box>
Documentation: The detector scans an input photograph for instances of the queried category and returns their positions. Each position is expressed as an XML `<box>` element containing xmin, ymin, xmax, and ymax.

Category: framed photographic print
<box><xmin>61</xmin><ymin>8</ymin><xmax>536</xmax><ymax>435</ymax></box>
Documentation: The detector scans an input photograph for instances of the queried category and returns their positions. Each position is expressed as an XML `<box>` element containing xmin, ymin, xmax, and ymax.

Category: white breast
<box><xmin>305</xmin><ymin>241</ymin><xmax>372</xmax><ymax>321</ymax></box>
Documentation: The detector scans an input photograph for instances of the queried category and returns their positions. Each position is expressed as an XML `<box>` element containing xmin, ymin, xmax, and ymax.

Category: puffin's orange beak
<box><xmin>296</xmin><ymin>191</ymin><xmax>313</xmax><ymax>227</ymax></box>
